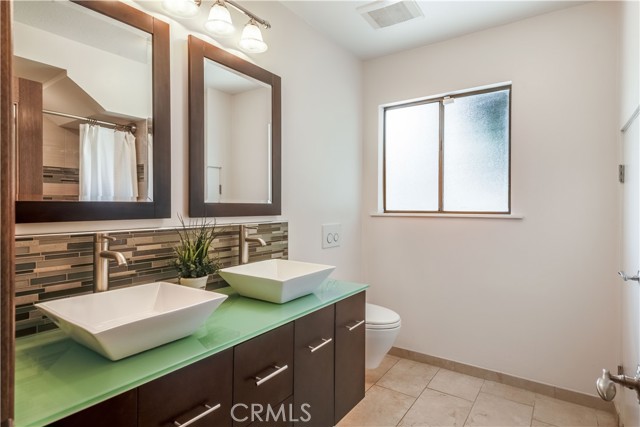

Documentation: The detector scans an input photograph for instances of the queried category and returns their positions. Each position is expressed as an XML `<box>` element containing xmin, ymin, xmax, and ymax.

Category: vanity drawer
<box><xmin>293</xmin><ymin>305</ymin><xmax>335</xmax><ymax>427</ymax></box>
<box><xmin>234</xmin><ymin>323</ymin><xmax>294</xmax><ymax>427</ymax></box>
<box><xmin>138</xmin><ymin>349</ymin><xmax>233</xmax><ymax>427</ymax></box>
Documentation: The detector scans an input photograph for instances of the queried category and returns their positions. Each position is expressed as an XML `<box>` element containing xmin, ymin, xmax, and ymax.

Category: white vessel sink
<box><xmin>35</xmin><ymin>282</ymin><xmax>227</xmax><ymax>361</ymax></box>
<box><xmin>219</xmin><ymin>259</ymin><xmax>335</xmax><ymax>304</ymax></box>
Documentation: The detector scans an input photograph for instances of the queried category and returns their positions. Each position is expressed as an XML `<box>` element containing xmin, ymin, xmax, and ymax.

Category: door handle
<box><xmin>618</xmin><ymin>271</ymin><xmax>640</xmax><ymax>282</ymax></box>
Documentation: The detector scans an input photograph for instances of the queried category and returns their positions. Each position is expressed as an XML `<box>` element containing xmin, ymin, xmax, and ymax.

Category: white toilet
<box><xmin>365</xmin><ymin>303</ymin><xmax>401</xmax><ymax>369</ymax></box>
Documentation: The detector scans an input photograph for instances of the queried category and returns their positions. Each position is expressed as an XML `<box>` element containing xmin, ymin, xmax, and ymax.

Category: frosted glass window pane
<box><xmin>443</xmin><ymin>90</ymin><xmax>509</xmax><ymax>212</ymax></box>
<box><xmin>385</xmin><ymin>103</ymin><xmax>439</xmax><ymax>211</ymax></box>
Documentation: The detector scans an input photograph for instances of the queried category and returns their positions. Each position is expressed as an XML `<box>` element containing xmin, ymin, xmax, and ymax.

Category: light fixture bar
<box><xmin>225</xmin><ymin>0</ymin><xmax>271</xmax><ymax>29</ymax></box>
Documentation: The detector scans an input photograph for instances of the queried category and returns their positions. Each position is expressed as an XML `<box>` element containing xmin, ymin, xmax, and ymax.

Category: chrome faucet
<box><xmin>239</xmin><ymin>225</ymin><xmax>266</xmax><ymax>264</ymax></box>
<box><xmin>93</xmin><ymin>233</ymin><xmax>128</xmax><ymax>292</ymax></box>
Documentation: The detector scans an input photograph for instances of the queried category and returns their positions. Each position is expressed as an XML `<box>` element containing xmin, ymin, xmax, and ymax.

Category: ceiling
<box><xmin>281</xmin><ymin>1</ymin><xmax>586</xmax><ymax>60</ymax></box>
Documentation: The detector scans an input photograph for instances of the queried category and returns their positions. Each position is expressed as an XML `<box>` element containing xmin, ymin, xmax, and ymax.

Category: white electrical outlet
<box><xmin>322</xmin><ymin>223</ymin><xmax>341</xmax><ymax>249</ymax></box>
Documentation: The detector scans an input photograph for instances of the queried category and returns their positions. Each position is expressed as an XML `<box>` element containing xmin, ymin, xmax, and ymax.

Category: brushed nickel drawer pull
<box><xmin>346</xmin><ymin>320</ymin><xmax>365</xmax><ymax>331</ymax></box>
<box><xmin>255</xmin><ymin>364</ymin><xmax>288</xmax><ymax>386</ymax></box>
<box><xmin>173</xmin><ymin>403</ymin><xmax>221</xmax><ymax>427</ymax></box>
<box><xmin>308</xmin><ymin>338</ymin><xmax>332</xmax><ymax>353</ymax></box>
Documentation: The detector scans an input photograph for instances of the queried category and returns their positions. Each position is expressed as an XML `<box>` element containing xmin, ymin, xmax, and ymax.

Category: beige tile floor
<box><xmin>338</xmin><ymin>356</ymin><xmax>617</xmax><ymax>427</ymax></box>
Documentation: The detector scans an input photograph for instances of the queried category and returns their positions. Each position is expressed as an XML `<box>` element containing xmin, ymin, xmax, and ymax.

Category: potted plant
<box><xmin>172</xmin><ymin>216</ymin><xmax>220</xmax><ymax>289</ymax></box>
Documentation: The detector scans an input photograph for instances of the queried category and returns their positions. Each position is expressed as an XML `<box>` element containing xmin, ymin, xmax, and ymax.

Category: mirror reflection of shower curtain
<box><xmin>79</xmin><ymin>124</ymin><xmax>139</xmax><ymax>201</ymax></box>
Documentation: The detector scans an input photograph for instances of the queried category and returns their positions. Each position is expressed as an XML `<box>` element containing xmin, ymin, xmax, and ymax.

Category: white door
<box><xmin>620</xmin><ymin>114</ymin><xmax>640</xmax><ymax>426</ymax></box>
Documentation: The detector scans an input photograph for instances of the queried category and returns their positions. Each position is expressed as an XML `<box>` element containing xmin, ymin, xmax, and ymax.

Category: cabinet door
<box><xmin>334</xmin><ymin>291</ymin><xmax>366</xmax><ymax>424</ymax></box>
<box><xmin>293</xmin><ymin>305</ymin><xmax>335</xmax><ymax>427</ymax></box>
<box><xmin>49</xmin><ymin>389</ymin><xmax>137</xmax><ymax>427</ymax></box>
<box><xmin>234</xmin><ymin>323</ymin><xmax>294</xmax><ymax>427</ymax></box>
<box><xmin>138</xmin><ymin>349</ymin><xmax>233</xmax><ymax>427</ymax></box>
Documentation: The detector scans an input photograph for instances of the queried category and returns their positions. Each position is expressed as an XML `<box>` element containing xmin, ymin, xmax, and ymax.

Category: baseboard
<box><xmin>389</xmin><ymin>347</ymin><xmax>617</xmax><ymax>414</ymax></box>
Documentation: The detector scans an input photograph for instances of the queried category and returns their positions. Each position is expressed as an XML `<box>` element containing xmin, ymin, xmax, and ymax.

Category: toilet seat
<box><xmin>366</xmin><ymin>303</ymin><xmax>401</xmax><ymax>330</ymax></box>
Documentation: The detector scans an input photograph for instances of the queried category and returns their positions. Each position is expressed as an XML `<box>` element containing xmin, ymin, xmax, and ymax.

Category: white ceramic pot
<box><xmin>179</xmin><ymin>276</ymin><xmax>208</xmax><ymax>289</ymax></box>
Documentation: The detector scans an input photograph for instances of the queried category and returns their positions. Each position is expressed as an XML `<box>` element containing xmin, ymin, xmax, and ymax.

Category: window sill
<box><xmin>370</xmin><ymin>212</ymin><xmax>524</xmax><ymax>220</ymax></box>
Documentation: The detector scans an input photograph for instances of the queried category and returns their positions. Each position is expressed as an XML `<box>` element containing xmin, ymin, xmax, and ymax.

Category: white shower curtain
<box><xmin>79</xmin><ymin>124</ymin><xmax>138</xmax><ymax>201</ymax></box>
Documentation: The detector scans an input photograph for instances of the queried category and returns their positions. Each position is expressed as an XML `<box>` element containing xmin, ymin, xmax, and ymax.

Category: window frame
<box><xmin>382</xmin><ymin>84</ymin><xmax>512</xmax><ymax>215</ymax></box>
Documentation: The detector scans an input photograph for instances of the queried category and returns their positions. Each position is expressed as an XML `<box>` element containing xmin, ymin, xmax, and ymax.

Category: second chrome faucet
<box><xmin>239</xmin><ymin>225</ymin><xmax>266</xmax><ymax>264</ymax></box>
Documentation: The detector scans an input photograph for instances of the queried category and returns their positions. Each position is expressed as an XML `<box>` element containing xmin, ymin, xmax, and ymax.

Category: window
<box><xmin>383</xmin><ymin>85</ymin><xmax>511</xmax><ymax>214</ymax></box>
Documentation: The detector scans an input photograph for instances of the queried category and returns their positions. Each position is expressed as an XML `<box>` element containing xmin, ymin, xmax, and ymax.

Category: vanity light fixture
<box><xmin>162</xmin><ymin>0</ymin><xmax>201</xmax><ymax>18</ymax></box>
<box><xmin>205</xmin><ymin>0</ymin><xmax>271</xmax><ymax>52</ymax></box>
<box><xmin>163</xmin><ymin>0</ymin><xmax>271</xmax><ymax>52</ymax></box>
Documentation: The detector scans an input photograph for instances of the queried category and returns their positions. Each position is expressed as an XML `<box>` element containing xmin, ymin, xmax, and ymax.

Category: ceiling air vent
<box><xmin>357</xmin><ymin>0</ymin><xmax>424</xmax><ymax>29</ymax></box>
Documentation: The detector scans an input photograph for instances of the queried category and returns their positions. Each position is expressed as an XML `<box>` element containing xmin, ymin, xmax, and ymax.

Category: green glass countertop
<box><xmin>15</xmin><ymin>280</ymin><xmax>368</xmax><ymax>427</ymax></box>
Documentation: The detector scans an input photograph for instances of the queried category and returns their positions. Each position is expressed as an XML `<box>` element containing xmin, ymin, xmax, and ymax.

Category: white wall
<box><xmin>205</xmin><ymin>87</ymin><xmax>231</xmax><ymax>202</ymax></box>
<box><xmin>15</xmin><ymin>1</ymin><xmax>364</xmax><ymax>282</ymax></box>
<box><xmin>228</xmin><ymin>87</ymin><xmax>271</xmax><ymax>203</ymax></box>
<box><xmin>619</xmin><ymin>1</ymin><xmax>639</xmax><ymax>130</ymax></box>
<box><xmin>205</xmin><ymin>86</ymin><xmax>271</xmax><ymax>203</ymax></box>
<box><xmin>243</xmin><ymin>2</ymin><xmax>363</xmax><ymax>277</ymax></box>
<box><xmin>361</xmin><ymin>2</ymin><xmax>621</xmax><ymax>395</ymax></box>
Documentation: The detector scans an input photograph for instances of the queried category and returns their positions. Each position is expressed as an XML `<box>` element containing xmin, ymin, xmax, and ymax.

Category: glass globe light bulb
<box><xmin>239</xmin><ymin>20</ymin><xmax>267</xmax><ymax>53</ymax></box>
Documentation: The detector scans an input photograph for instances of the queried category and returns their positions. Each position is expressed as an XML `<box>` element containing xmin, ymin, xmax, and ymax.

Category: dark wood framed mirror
<box><xmin>188</xmin><ymin>35</ymin><xmax>281</xmax><ymax>217</ymax></box>
<box><xmin>14</xmin><ymin>0</ymin><xmax>170</xmax><ymax>223</ymax></box>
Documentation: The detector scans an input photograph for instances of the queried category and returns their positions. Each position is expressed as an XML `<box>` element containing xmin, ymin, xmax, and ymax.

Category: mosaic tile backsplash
<box><xmin>15</xmin><ymin>222</ymin><xmax>288</xmax><ymax>337</ymax></box>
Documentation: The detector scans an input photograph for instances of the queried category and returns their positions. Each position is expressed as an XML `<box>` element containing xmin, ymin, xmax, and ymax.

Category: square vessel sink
<box><xmin>219</xmin><ymin>259</ymin><xmax>335</xmax><ymax>304</ymax></box>
<box><xmin>35</xmin><ymin>282</ymin><xmax>227</xmax><ymax>361</ymax></box>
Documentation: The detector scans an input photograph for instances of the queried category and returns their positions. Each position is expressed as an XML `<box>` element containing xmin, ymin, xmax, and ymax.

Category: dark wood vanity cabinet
<box><xmin>50</xmin><ymin>350</ymin><xmax>233</xmax><ymax>427</ymax></box>
<box><xmin>138</xmin><ymin>349</ymin><xmax>233</xmax><ymax>427</ymax></box>
<box><xmin>293</xmin><ymin>305</ymin><xmax>335</xmax><ymax>427</ymax></box>
<box><xmin>50</xmin><ymin>292</ymin><xmax>365</xmax><ymax>427</ymax></box>
<box><xmin>334</xmin><ymin>292</ymin><xmax>366</xmax><ymax>424</ymax></box>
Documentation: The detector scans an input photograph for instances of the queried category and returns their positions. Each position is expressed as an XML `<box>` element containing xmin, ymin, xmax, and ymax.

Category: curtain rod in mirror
<box><xmin>42</xmin><ymin>109</ymin><xmax>137</xmax><ymax>133</ymax></box>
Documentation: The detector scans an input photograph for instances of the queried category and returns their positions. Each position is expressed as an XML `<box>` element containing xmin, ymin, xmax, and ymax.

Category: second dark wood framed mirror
<box><xmin>14</xmin><ymin>0</ymin><xmax>170</xmax><ymax>223</ymax></box>
<box><xmin>188</xmin><ymin>35</ymin><xmax>281</xmax><ymax>217</ymax></box>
